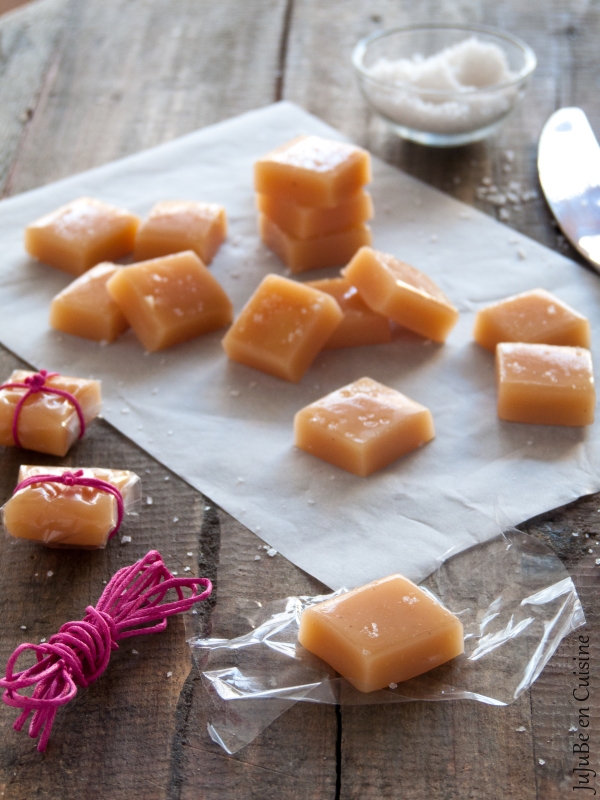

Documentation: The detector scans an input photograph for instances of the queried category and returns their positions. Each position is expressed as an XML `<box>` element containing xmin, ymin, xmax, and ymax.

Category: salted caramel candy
<box><xmin>496</xmin><ymin>343</ymin><xmax>595</xmax><ymax>426</ymax></box>
<box><xmin>3</xmin><ymin>465</ymin><xmax>141</xmax><ymax>549</ymax></box>
<box><xmin>256</xmin><ymin>190</ymin><xmax>374</xmax><ymax>239</ymax></box>
<box><xmin>49</xmin><ymin>262</ymin><xmax>129</xmax><ymax>343</ymax></box>
<box><xmin>222</xmin><ymin>274</ymin><xmax>343</xmax><ymax>383</ymax></box>
<box><xmin>259</xmin><ymin>214</ymin><xmax>372</xmax><ymax>273</ymax></box>
<box><xmin>298</xmin><ymin>574</ymin><xmax>464</xmax><ymax>693</ymax></box>
<box><xmin>294</xmin><ymin>377</ymin><xmax>434</xmax><ymax>476</ymax></box>
<box><xmin>106</xmin><ymin>250</ymin><xmax>233</xmax><ymax>352</ymax></box>
<box><xmin>342</xmin><ymin>247</ymin><xmax>459</xmax><ymax>343</ymax></box>
<box><xmin>305</xmin><ymin>277</ymin><xmax>391</xmax><ymax>349</ymax></box>
<box><xmin>0</xmin><ymin>371</ymin><xmax>102</xmax><ymax>456</ymax></box>
<box><xmin>24</xmin><ymin>197</ymin><xmax>140</xmax><ymax>276</ymax></box>
<box><xmin>133</xmin><ymin>200</ymin><xmax>227</xmax><ymax>264</ymax></box>
<box><xmin>254</xmin><ymin>135</ymin><xmax>371</xmax><ymax>208</ymax></box>
<box><xmin>474</xmin><ymin>289</ymin><xmax>591</xmax><ymax>352</ymax></box>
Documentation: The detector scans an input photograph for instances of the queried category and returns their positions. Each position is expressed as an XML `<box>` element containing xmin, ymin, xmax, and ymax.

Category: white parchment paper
<box><xmin>0</xmin><ymin>101</ymin><xmax>598</xmax><ymax>590</ymax></box>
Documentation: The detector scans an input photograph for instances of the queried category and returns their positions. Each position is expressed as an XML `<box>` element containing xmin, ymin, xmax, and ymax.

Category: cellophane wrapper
<box><xmin>189</xmin><ymin>529</ymin><xmax>584</xmax><ymax>754</ymax></box>
<box><xmin>1</xmin><ymin>466</ymin><xmax>142</xmax><ymax>549</ymax></box>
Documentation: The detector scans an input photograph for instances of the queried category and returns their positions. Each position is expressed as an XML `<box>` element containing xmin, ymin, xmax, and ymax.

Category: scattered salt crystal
<box><xmin>40</xmin><ymin>638</ymin><xmax>46</xmax><ymax>643</ymax></box>
<box><xmin>187</xmin><ymin>551</ymin><xmax>193</xmax><ymax>557</ymax></box>
<box><xmin>499</xmin><ymin>208</ymin><xmax>510</xmax><ymax>221</ymax></box>
<box><xmin>172</xmin><ymin>571</ymin><xmax>178</xmax><ymax>576</ymax></box>
<box><xmin>569</xmin><ymin>725</ymin><xmax>578</xmax><ymax>732</ymax></box>
<box><xmin>230</xmin><ymin>390</ymin><xmax>240</xmax><ymax>397</ymax></box>
<box><xmin>173</xmin><ymin>517</ymin><xmax>179</xmax><ymax>523</ymax></box>
<box><xmin>502</xmin><ymin>164</ymin><xmax>512</xmax><ymax>173</ymax></box>
<box><xmin>164</xmin><ymin>476</ymin><xmax>170</xmax><ymax>481</ymax></box>
<box><xmin>595</xmin><ymin>558</ymin><xmax>600</xmax><ymax>565</ymax></box>
<box><xmin>517</xmin><ymin>248</ymin><xmax>526</xmax><ymax>260</ymax></box>
<box><xmin>589</xmin><ymin>549</ymin><xmax>594</xmax><ymax>553</ymax></box>
<box><xmin>146</xmin><ymin>497</ymin><xmax>153</xmax><ymax>505</ymax></box>
<box><xmin>572</xmin><ymin>532</ymin><xmax>579</xmax><ymax>537</ymax></box>
<box><xmin>191</xmin><ymin>609</ymin><xmax>198</xmax><ymax>615</ymax></box>
<box><xmin>256</xmin><ymin>525</ymin><xmax>261</xmax><ymax>531</ymax></box>
<box><xmin>538</xmin><ymin>759</ymin><xmax>545</xmax><ymax>766</ymax></box>
<box><xmin>120</xmin><ymin>535</ymin><xmax>132</xmax><ymax>545</ymax></box>
<box><xmin>267</xmin><ymin>548</ymin><xmax>277</xmax><ymax>557</ymax></box>
<box><xmin>20</xmin><ymin>625</ymin><xmax>27</xmax><ymax>630</ymax></box>
<box><xmin>254</xmin><ymin>555</ymin><xmax>261</xmax><ymax>561</ymax></box>
<box><xmin>307</xmin><ymin>499</ymin><xmax>316</xmax><ymax>505</ymax></box>
<box><xmin>184</xmin><ymin>566</ymin><xmax>191</xmax><ymax>572</ymax></box>
<box><xmin>166</xmin><ymin>671</ymin><xmax>173</xmax><ymax>678</ymax></box>
<box><xmin>46</xmin><ymin>571</ymin><xmax>53</xmax><ymax>578</ymax></box>
<box><xmin>204</xmin><ymin>506</ymin><xmax>210</xmax><ymax>511</ymax></box>
<box><xmin>515</xmin><ymin>726</ymin><xmax>526</xmax><ymax>732</ymax></box>
<box><xmin>389</xmin><ymin>682</ymin><xmax>398</xmax><ymax>689</ymax></box>
<box><xmin>132</xmin><ymin>649</ymin><xmax>139</xmax><ymax>655</ymax></box>
<box><xmin>236</xmin><ymin>477</ymin><xmax>245</xmax><ymax>484</ymax></box>
<box><xmin>482</xmin><ymin>177</ymin><xmax>492</xmax><ymax>186</ymax></box>
<box><xmin>145</xmin><ymin>469</ymin><xmax>151</xmax><ymax>474</ymax></box>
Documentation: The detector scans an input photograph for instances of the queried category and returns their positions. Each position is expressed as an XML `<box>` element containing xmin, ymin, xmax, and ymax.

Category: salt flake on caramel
<box><xmin>294</xmin><ymin>377</ymin><xmax>434</xmax><ymax>476</ymax></box>
<box><xmin>298</xmin><ymin>574</ymin><xmax>464</xmax><ymax>693</ymax></box>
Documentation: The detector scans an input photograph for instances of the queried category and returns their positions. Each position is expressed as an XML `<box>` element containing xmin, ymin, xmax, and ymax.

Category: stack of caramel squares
<box><xmin>254</xmin><ymin>135</ymin><xmax>373</xmax><ymax>273</ymax></box>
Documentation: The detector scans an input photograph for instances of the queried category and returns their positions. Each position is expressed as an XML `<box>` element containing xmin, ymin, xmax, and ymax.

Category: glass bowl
<box><xmin>352</xmin><ymin>24</ymin><xmax>536</xmax><ymax>147</ymax></box>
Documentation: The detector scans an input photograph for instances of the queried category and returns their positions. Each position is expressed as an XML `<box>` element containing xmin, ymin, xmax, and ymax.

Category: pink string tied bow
<box><xmin>13</xmin><ymin>469</ymin><xmax>125</xmax><ymax>540</ymax></box>
<box><xmin>0</xmin><ymin>370</ymin><xmax>86</xmax><ymax>449</ymax></box>
<box><xmin>0</xmin><ymin>550</ymin><xmax>212</xmax><ymax>752</ymax></box>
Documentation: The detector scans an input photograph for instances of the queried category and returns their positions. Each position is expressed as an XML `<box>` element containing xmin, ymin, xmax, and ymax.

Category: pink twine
<box><xmin>13</xmin><ymin>469</ymin><xmax>125</xmax><ymax>540</ymax></box>
<box><xmin>0</xmin><ymin>370</ymin><xmax>86</xmax><ymax>449</ymax></box>
<box><xmin>0</xmin><ymin>550</ymin><xmax>212</xmax><ymax>752</ymax></box>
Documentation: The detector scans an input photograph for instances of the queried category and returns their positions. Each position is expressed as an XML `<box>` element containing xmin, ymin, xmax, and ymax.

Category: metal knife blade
<box><xmin>538</xmin><ymin>107</ymin><xmax>600</xmax><ymax>272</ymax></box>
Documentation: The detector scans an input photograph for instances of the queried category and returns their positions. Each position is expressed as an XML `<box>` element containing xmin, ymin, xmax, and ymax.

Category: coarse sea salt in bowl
<box><xmin>352</xmin><ymin>24</ymin><xmax>536</xmax><ymax>147</ymax></box>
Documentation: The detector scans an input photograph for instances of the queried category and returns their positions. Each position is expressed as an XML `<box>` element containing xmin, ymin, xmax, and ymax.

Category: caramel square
<box><xmin>106</xmin><ymin>250</ymin><xmax>233</xmax><ymax>352</ymax></box>
<box><xmin>222</xmin><ymin>273</ymin><xmax>343</xmax><ymax>382</ymax></box>
<box><xmin>474</xmin><ymin>288</ymin><xmax>591</xmax><ymax>352</ymax></box>
<box><xmin>342</xmin><ymin>247</ymin><xmax>459</xmax><ymax>343</ymax></box>
<box><xmin>24</xmin><ymin>197</ymin><xmax>140</xmax><ymax>276</ymax></box>
<box><xmin>294</xmin><ymin>377</ymin><xmax>434</xmax><ymax>476</ymax></box>
<box><xmin>50</xmin><ymin>262</ymin><xmax>129</xmax><ymax>343</ymax></box>
<box><xmin>298</xmin><ymin>574</ymin><xmax>464</xmax><ymax>693</ymax></box>
<box><xmin>133</xmin><ymin>200</ymin><xmax>227</xmax><ymax>264</ymax></box>
<box><xmin>304</xmin><ymin>277</ymin><xmax>391</xmax><ymax>349</ymax></box>
<box><xmin>254</xmin><ymin>135</ymin><xmax>371</xmax><ymax>208</ymax></box>
<box><xmin>496</xmin><ymin>343</ymin><xmax>595</xmax><ymax>426</ymax></box>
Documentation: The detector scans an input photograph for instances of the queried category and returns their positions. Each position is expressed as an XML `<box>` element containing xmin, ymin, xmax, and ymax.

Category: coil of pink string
<box><xmin>0</xmin><ymin>550</ymin><xmax>212</xmax><ymax>752</ymax></box>
<box><xmin>13</xmin><ymin>469</ymin><xmax>125</xmax><ymax>540</ymax></box>
<box><xmin>0</xmin><ymin>370</ymin><xmax>86</xmax><ymax>448</ymax></box>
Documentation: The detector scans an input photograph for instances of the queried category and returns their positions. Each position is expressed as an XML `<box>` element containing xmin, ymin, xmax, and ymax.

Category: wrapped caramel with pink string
<box><xmin>2</xmin><ymin>466</ymin><xmax>141</xmax><ymax>549</ymax></box>
<box><xmin>0</xmin><ymin>370</ymin><xmax>101</xmax><ymax>456</ymax></box>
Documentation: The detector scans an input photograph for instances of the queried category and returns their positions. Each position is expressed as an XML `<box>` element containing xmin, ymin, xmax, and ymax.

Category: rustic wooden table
<box><xmin>0</xmin><ymin>1</ymin><xmax>598</xmax><ymax>798</ymax></box>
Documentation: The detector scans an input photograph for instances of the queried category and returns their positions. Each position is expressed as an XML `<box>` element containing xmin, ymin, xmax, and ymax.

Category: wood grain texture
<box><xmin>0</xmin><ymin>0</ymin><xmax>599</xmax><ymax>797</ymax></box>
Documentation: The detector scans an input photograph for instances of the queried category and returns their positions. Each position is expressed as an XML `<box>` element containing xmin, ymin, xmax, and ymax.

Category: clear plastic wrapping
<box><xmin>190</xmin><ymin>529</ymin><xmax>585</xmax><ymax>754</ymax></box>
<box><xmin>1</xmin><ymin>465</ymin><xmax>141</xmax><ymax>549</ymax></box>
<box><xmin>0</xmin><ymin>370</ymin><xmax>102</xmax><ymax>456</ymax></box>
